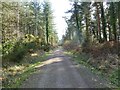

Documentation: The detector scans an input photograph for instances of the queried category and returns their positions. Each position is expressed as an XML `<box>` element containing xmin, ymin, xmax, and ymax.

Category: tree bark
<box><xmin>110</xmin><ymin>2</ymin><xmax>117</xmax><ymax>41</ymax></box>
<box><xmin>95</xmin><ymin>2</ymin><xmax>101</xmax><ymax>42</ymax></box>
<box><xmin>100</xmin><ymin>2</ymin><xmax>107</xmax><ymax>41</ymax></box>
<box><xmin>118</xmin><ymin>2</ymin><xmax>120</xmax><ymax>41</ymax></box>
<box><xmin>74</xmin><ymin>2</ymin><xmax>82</xmax><ymax>43</ymax></box>
<box><xmin>46</xmin><ymin>12</ymin><xmax>49</xmax><ymax>44</ymax></box>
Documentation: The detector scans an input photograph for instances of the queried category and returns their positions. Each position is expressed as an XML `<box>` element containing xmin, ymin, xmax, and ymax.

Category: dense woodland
<box><xmin>63</xmin><ymin>2</ymin><xmax>120</xmax><ymax>43</ymax></box>
<box><xmin>1</xmin><ymin>0</ymin><xmax>120</xmax><ymax>88</ymax></box>
<box><xmin>1</xmin><ymin>1</ymin><xmax>58</xmax><ymax>87</ymax></box>
<box><xmin>1</xmin><ymin>1</ymin><xmax>58</xmax><ymax>63</ymax></box>
<box><xmin>62</xmin><ymin>1</ymin><xmax>120</xmax><ymax>87</ymax></box>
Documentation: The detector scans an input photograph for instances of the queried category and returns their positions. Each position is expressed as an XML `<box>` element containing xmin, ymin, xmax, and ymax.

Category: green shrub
<box><xmin>43</xmin><ymin>43</ymin><xmax>50</xmax><ymax>52</ymax></box>
<box><xmin>3</xmin><ymin>34</ymin><xmax>54</xmax><ymax>63</ymax></box>
<box><xmin>8</xmin><ymin>41</ymin><xmax>27</xmax><ymax>62</ymax></box>
<box><xmin>4</xmin><ymin>35</ymin><xmax>39</xmax><ymax>63</ymax></box>
<box><xmin>109</xmin><ymin>69</ymin><xmax>119</xmax><ymax>86</ymax></box>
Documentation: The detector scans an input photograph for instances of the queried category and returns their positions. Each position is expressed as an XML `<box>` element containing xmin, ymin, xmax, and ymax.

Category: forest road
<box><xmin>21</xmin><ymin>48</ymin><xmax>110</xmax><ymax>88</ymax></box>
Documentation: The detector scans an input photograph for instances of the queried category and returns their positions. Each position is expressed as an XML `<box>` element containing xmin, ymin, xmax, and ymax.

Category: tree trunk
<box><xmin>107</xmin><ymin>22</ymin><xmax>112</xmax><ymax>41</ymax></box>
<box><xmin>17</xmin><ymin>2</ymin><xmax>20</xmax><ymax>39</ymax></box>
<box><xmin>95</xmin><ymin>2</ymin><xmax>101</xmax><ymax>42</ymax></box>
<box><xmin>118</xmin><ymin>2</ymin><xmax>120</xmax><ymax>41</ymax></box>
<box><xmin>46</xmin><ymin>13</ymin><xmax>49</xmax><ymax>44</ymax></box>
<box><xmin>74</xmin><ymin>2</ymin><xmax>82</xmax><ymax>43</ymax></box>
<box><xmin>110</xmin><ymin>2</ymin><xmax>117</xmax><ymax>41</ymax></box>
<box><xmin>85</xmin><ymin>15</ymin><xmax>89</xmax><ymax>43</ymax></box>
<box><xmin>100</xmin><ymin>2</ymin><xmax>107</xmax><ymax>41</ymax></box>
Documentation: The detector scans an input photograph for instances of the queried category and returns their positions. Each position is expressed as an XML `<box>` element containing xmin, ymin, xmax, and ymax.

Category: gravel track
<box><xmin>21</xmin><ymin>48</ymin><xmax>111</xmax><ymax>88</ymax></box>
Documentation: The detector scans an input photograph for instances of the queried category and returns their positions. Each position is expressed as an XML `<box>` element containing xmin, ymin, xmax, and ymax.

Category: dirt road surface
<box><xmin>21</xmin><ymin>48</ymin><xmax>111</xmax><ymax>88</ymax></box>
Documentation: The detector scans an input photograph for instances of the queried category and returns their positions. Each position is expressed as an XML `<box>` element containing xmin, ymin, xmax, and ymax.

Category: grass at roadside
<box><xmin>64</xmin><ymin>51</ymin><xmax>119</xmax><ymax>88</ymax></box>
<box><xmin>64</xmin><ymin>51</ymin><xmax>104</xmax><ymax>76</ymax></box>
<box><xmin>2</xmin><ymin>51</ymin><xmax>52</xmax><ymax>88</ymax></box>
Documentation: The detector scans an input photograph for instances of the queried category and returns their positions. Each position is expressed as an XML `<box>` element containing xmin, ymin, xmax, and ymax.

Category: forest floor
<box><xmin>21</xmin><ymin>47</ymin><xmax>113</xmax><ymax>88</ymax></box>
<box><xmin>2</xmin><ymin>49</ymin><xmax>51</xmax><ymax>88</ymax></box>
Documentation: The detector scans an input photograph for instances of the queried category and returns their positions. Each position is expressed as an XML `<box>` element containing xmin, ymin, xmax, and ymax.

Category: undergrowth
<box><xmin>63</xmin><ymin>40</ymin><xmax>120</xmax><ymax>88</ymax></box>
<box><xmin>2</xmin><ymin>50</ymin><xmax>51</xmax><ymax>88</ymax></box>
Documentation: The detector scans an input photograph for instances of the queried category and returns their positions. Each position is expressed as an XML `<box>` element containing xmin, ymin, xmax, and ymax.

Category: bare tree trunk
<box><xmin>95</xmin><ymin>2</ymin><xmax>101</xmax><ymax>42</ymax></box>
<box><xmin>46</xmin><ymin>13</ymin><xmax>49</xmax><ymax>44</ymax></box>
<box><xmin>100</xmin><ymin>2</ymin><xmax>107</xmax><ymax>41</ymax></box>
<box><xmin>17</xmin><ymin>2</ymin><xmax>20</xmax><ymax>39</ymax></box>
<box><xmin>110</xmin><ymin>2</ymin><xmax>117</xmax><ymax>41</ymax></box>
<box><xmin>118</xmin><ymin>2</ymin><xmax>120</xmax><ymax>41</ymax></box>
<box><xmin>74</xmin><ymin>2</ymin><xmax>82</xmax><ymax>43</ymax></box>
